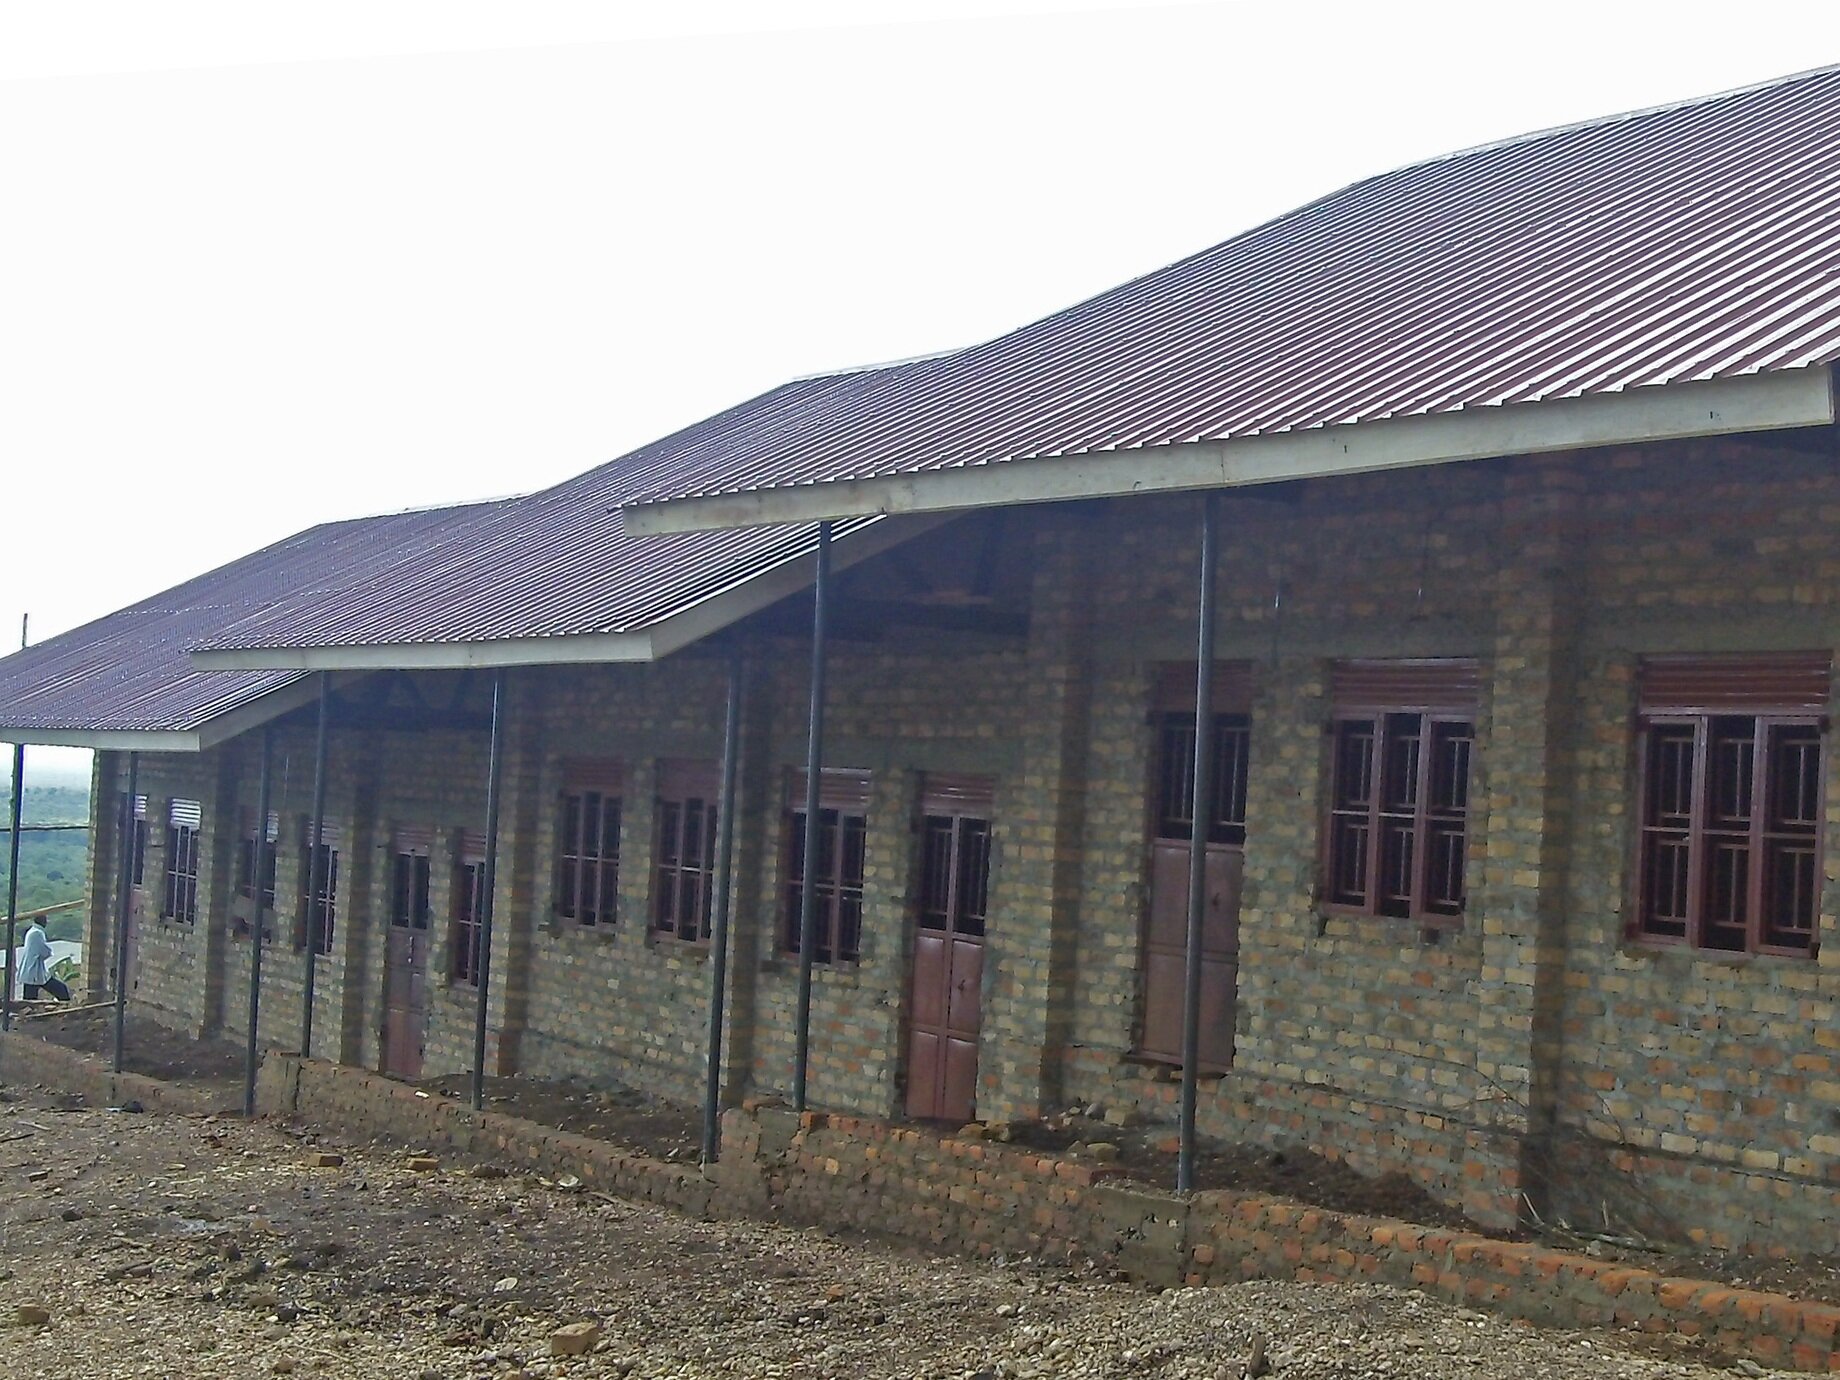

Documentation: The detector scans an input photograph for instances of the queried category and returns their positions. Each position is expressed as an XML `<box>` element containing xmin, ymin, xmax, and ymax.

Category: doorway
<box><xmin>1138</xmin><ymin>666</ymin><xmax>1251</xmax><ymax>1071</ymax></box>
<box><xmin>905</xmin><ymin>776</ymin><xmax>994</xmax><ymax>1123</ymax></box>
<box><xmin>382</xmin><ymin>834</ymin><xmax>431</xmax><ymax>1079</ymax></box>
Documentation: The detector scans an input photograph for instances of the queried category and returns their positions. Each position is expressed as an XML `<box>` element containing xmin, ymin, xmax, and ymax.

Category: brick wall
<box><xmin>94</xmin><ymin>435</ymin><xmax>1840</xmax><ymax>1254</ymax></box>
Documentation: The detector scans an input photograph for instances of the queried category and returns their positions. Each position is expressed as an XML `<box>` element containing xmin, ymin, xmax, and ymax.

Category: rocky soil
<box><xmin>0</xmin><ymin>1090</ymin><xmax>1795</xmax><ymax>1380</ymax></box>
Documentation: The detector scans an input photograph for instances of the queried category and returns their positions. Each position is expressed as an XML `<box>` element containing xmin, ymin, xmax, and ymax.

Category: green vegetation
<box><xmin>1</xmin><ymin>782</ymin><xmax>91</xmax><ymax>943</ymax></box>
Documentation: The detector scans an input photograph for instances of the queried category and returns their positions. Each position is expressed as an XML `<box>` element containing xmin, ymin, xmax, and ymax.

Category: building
<box><xmin>5</xmin><ymin>66</ymin><xmax>1840</xmax><ymax>1253</ymax></box>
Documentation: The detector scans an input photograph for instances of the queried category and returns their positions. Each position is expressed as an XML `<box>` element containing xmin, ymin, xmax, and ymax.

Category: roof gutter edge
<box><xmin>0</xmin><ymin>727</ymin><xmax>203</xmax><ymax>752</ymax></box>
<box><xmin>620</xmin><ymin>368</ymin><xmax>1838</xmax><ymax>535</ymax></box>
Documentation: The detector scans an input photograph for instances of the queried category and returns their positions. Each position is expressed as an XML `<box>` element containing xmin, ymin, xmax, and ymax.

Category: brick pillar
<box><xmin>82</xmin><ymin>751</ymin><xmax>123</xmax><ymax>1004</ymax></box>
<box><xmin>980</xmin><ymin>509</ymin><xmax>1095</xmax><ymax>1123</ymax></box>
<box><xmin>1469</xmin><ymin>456</ymin><xmax>1584</xmax><ymax>1219</ymax></box>
<box><xmin>484</xmin><ymin>671</ymin><xmax>543</xmax><ymax>1075</ymax></box>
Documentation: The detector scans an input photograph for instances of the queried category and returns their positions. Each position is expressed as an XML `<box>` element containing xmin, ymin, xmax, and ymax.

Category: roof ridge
<box><xmin>1409</xmin><ymin>61</ymin><xmax>1840</xmax><ymax>172</ymax></box>
<box><xmin>787</xmin><ymin>349</ymin><xmax>957</xmax><ymax>383</ymax></box>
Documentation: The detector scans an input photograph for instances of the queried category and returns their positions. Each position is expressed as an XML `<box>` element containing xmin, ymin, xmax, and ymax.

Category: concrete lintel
<box><xmin>0</xmin><ymin>727</ymin><xmax>202</xmax><ymax>752</ymax></box>
<box><xmin>621</xmin><ymin>369</ymin><xmax>1838</xmax><ymax>534</ymax></box>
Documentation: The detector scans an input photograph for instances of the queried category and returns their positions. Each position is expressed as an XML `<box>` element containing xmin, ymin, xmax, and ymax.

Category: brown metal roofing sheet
<box><xmin>196</xmin><ymin>366</ymin><xmax>912</xmax><ymax>653</ymax></box>
<box><xmin>616</xmin><ymin>66</ymin><xmax>1840</xmax><ymax>509</ymax></box>
<box><xmin>0</xmin><ymin>501</ymin><xmax>506</xmax><ymax>734</ymax></box>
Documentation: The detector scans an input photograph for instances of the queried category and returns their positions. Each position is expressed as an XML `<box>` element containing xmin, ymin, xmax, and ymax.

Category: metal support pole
<box><xmin>110</xmin><ymin>752</ymin><xmax>140</xmax><ymax>1074</ymax></box>
<box><xmin>701</xmin><ymin>649</ymin><xmax>745</xmax><ymax>1162</ymax></box>
<box><xmin>243</xmin><ymin>729</ymin><xmax>273</xmax><ymax>1117</ymax></box>
<box><xmin>301</xmin><ymin>673</ymin><xmax>330</xmax><ymax>1057</ymax></box>
<box><xmin>792</xmin><ymin>521</ymin><xmax>832</xmax><ymax>1113</ymax></box>
<box><xmin>2</xmin><ymin>741</ymin><xmax>24</xmax><ymax>1038</ymax></box>
<box><xmin>1178</xmin><ymin>494</ymin><xmax>1220</xmax><ymax>1194</ymax></box>
<box><xmin>470</xmin><ymin>670</ymin><xmax>507</xmax><ymax>1112</ymax></box>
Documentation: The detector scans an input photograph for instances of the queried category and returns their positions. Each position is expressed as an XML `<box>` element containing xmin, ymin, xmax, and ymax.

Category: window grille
<box><xmin>1324</xmin><ymin>660</ymin><xmax>1478</xmax><ymax>923</ymax></box>
<box><xmin>555</xmin><ymin>762</ymin><xmax>623</xmax><ymax>926</ymax></box>
<box><xmin>653</xmin><ymin>763</ymin><xmax>719</xmax><ymax>944</ymax></box>
<box><xmin>161</xmin><ymin>798</ymin><xmax>203</xmax><ymax>923</ymax></box>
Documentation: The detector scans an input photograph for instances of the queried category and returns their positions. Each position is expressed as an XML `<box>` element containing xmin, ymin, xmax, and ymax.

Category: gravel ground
<box><xmin>0</xmin><ymin>1091</ymin><xmax>1793</xmax><ymax>1380</ymax></box>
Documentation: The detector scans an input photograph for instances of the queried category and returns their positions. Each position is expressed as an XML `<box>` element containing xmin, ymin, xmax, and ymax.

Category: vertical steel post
<box><xmin>2</xmin><ymin>615</ymin><xmax>26</xmax><ymax>1048</ymax></box>
<box><xmin>110</xmin><ymin>752</ymin><xmax>140</xmax><ymax>1074</ymax></box>
<box><xmin>300</xmin><ymin>673</ymin><xmax>330</xmax><ymax>1058</ymax></box>
<box><xmin>701</xmin><ymin>649</ymin><xmax>745</xmax><ymax>1161</ymax></box>
<box><xmin>2</xmin><ymin>740</ymin><xmax>24</xmax><ymax>1037</ymax></box>
<box><xmin>792</xmin><ymin>522</ymin><xmax>832</xmax><ymax>1112</ymax></box>
<box><xmin>243</xmin><ymin>729</ymin><xmax>273</xmax><ymax>1117</ymax></box>
<box><xmin>1179</xmin><ymin>494</ymin><xmax>1220</xmax><ymax>1194</ymax></box>
<box><xmin>470</xmin><ymin>670</ymin><xmax>507</xmax><ymax>1112</ymax></box>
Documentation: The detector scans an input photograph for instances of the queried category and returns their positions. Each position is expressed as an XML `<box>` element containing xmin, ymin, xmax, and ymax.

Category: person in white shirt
<box><xmin>19</xmin><ymin>919</ymin><xmax>69</xmax><ymax>1003</ymax></box>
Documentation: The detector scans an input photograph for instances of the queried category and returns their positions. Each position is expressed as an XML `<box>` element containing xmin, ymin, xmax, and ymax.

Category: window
<box><xmin>452</xmin><ymin>833</ymin><xmax>488</xmax><ymax>985</ymax></box>
<box><xmin>1324</xmin><ymin>660</ymin><xmax>1479</xmax><ymax>923</ymax></box>
<box><xmin>1634</xmin><ymin>654</ymin><xmax>1829</xmax><ymax>957</ymax></box>
<box><xmin>297</xmin><ymin>821</ymin><xmax>340</xmax><ymax>955</ymax></box>
<box><xmin>653</xmin><ymin>762</ymin><xmax>719</xmax><ymax>944</ymax></box>
<box><xmin>125</xmin><ymin>794</ymin><xmax>148</xmax><ymax>887</ymax></box>
<box><xmin>1154</xmin><ymin>712</ymin><xmax>1250</xmax><ymax>845</ymax></box>
<box><xmin>555</xmin><ymin>762</ymin><xmax>623</xmax><ymax>926</ymax></box>
<box><xmin>391</xmin><ymin>832</ymin><xmax>432</xmax><ymax>932</ymax></box>
<box><xmin>782</xmin><ymin>770</ymin><xmax>870</xmax><ymax>964</ymax></box>
<box><xmin>237</xmin><ymin>809</ymin><xmax>279</xmax><ymax>910</ymax></box>
<box><xmin>161</xmin><ymin>798</ymin><xmax>202</xmax><ymax>923</ymax></box>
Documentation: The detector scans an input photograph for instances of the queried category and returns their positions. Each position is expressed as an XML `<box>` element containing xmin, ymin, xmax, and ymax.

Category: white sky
<box><xmin>1</xmin><ymin>0</ymin><xmax>1836</xmax><ymax>779</ymax></box>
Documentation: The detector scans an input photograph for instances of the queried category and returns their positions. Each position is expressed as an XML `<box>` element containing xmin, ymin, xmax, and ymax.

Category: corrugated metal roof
<box><xmin>618</xmin><ymin>65</ymin><xmax>1840</xmax><ymax>510</ymax></box>
<box><xmin>0</xmin><ymin>365</ymin><xmax>914</xmax><ymax>732</ymax></box>
<box><xmin>197</xmin><ymin>366</ymin><xmax>910</xmax><ymax>653</ymax></box>
<box><xmin>0</xmin><ymin>501</ymin><xmax>504</xmax><ymax>735</ymax></box>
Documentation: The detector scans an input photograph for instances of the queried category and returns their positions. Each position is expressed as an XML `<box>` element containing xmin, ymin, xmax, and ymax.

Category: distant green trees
<box><xmin>1</xmin><ymin>783</ymin><xmax>91</xmax><ymax>943</ymax></box>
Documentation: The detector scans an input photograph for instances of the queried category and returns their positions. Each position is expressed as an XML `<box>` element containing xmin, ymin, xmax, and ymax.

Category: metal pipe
<box><xmin>701</xmin><ymin>649</ymin><xmax>745</xmax><ymax>1161</ymax></box>
<box><xmin>2</xmin><ymin>741</ymin><xmax>25</xmax><ymax>1040</ymax></box>
<box><xmin>301</xmin><ymin>672</ymin><xmax>330</xmax><ymax>1057</ymax></box>
<box><xmin>1178</xmin><ymin>494</ymin><xmax>1220</xmax><ymax>1193</ymax></box>
<box><xmin>470</xmin><ymin>670</ymin><xmax>507</xmax><ymax>1112</ymax></box>
<box><xmin>243</xmin><ymin>729</ymin><xmax>273</xmax><ymax>1117</ymax></box>
<box><xmin>792</xmin><ymin>522</ymin><xmax>831</xmax><ymax>1112</ymax></box>
<box><xmin>110</xmin><ymin>752</ymin><xmax>140</xmax><ymax>1074</ymax></box>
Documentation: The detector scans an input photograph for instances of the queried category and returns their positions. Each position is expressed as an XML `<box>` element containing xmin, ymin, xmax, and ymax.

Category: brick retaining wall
<box><xmin>0</xmin><ymin>1028</ymin><xmax>239</xmax><ymax>1115</ymax></box>
<box><xmin>256</xmin><ymin>1055</ymin><xmax>1840</xmax><ymax>1372</ymax></box>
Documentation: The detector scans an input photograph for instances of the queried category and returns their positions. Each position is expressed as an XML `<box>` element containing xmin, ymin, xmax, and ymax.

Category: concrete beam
<box><xmin>620</xmin><ymin>368</ymin><xmax>1837</xmax><ymax>535</ymax></box>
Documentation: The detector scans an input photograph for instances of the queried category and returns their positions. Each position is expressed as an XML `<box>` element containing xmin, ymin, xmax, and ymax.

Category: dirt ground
<box><xmin>0</xmin><ymin>1089</ymin><xmax>1803</xmax><ymax>1380</ymax></box>
<box><xmin>21</xmin><ymin>1005</ymin><xmax>245</xmax><ymax>1091</ymax></box>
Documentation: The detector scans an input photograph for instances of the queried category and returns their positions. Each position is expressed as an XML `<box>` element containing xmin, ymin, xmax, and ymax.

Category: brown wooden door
<box><xmin>1139</xmin><ymin>705</ymin><xmax>1250</xmax><ymax>1071</ymax></box>
<box><xmin>906</xmin><ymin>802</ymin><xmax>993</xmax><ymax>1123</ymax></box>
<box><xmin>383</xmin><ymin>849</ymin><xmax>430</xmax><ymax>1079</ymax></box>
<box><xmin>1139</xmin><ymin>840</ymin><xmax>1241</xmax><ymax>1069</ymax></box>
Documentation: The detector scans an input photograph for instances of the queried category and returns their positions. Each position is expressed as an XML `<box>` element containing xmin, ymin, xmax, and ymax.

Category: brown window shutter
<box><xmin>393</xmin><ymin>825</ymin><xmax>433</xmax><ymax>855</ymax></box>
<box><xmin>457</xmin><ymin>829</ymin><xmax>487</xmax><ymax>862</ymax></box>
<box><xmin>657</xmin><ymin>759</ymin><xmax>720</xmax><ymax>799</ymax></box>
<box><xmin>1152</xmin><ymin>661</ymin><xmax>1255</xmax><ymax>715</ymax></box>
<box><xmin>561</xmin><ymin>758</ymin><xmax>626</xmax><ymax>794</ymax></box>
<box><xmin>786</xmin><ymin>768</ymin><xmax>872</xmax><ymax>812</ymax></box>
<box><xmin>304</xmin><ymin>819</ymin><xmax>343</xmax><ymax>850</ymax></box>
<box><xmin>1331</xmin><ymin>659</ymin><xmax>1482</xmax><ymax>713</ymax></box>
<box><xmin>921</xmin><ymin>773</ymin><xmax>996</xmax><ymax>815</ymax></box>
<box><xmin>1638</xmin><ymin>652</ymin><xmax>1832</xmax><ymax>715</ymax></box>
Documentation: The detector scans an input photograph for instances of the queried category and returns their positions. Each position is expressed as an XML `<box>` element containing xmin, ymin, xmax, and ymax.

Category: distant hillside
<box><xmin>1</xmin><ymin>782</ymin><xmax>92</xmax><ymax>943</ymax></box>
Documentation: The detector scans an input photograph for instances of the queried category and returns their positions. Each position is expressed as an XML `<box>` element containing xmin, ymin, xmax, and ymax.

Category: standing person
<box><xmin>19</xmin><ymin>918</ymin><xmax>69</xmax><ymax>1004</ymax></box>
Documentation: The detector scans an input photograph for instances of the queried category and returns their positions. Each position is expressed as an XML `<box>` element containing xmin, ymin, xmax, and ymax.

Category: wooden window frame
<box><xmin>451</xmin><ymin>833</ymin><xmax>488</xmax><ymax>986</ymax></box>
<box><xmin>781</xmin><ymin>769</ymin><xmax>871</xmax><ymax>965</ymax></box>
<box><xmin>390</xmin><ymin>832</ymin><xmax>433</xmax><ymax>933</ymax></box>
<box><xmin>651</xmin><ymin>762</ymin><xmax>719</xmax><ymax>946</ymax></box>
<box><xmin>916</xmin><ymin>776</ymin><xmax>996</xmax><ymax>941</ymax></box>
<box><xmin>236</xmin><ymin>809</ymin><xmax>279</xmax><ymax>911</ymax></box>
<box><xmin>554</xmin><ymin>762</ymin><xmax>623</xmax><ymax>928</ymax></box>
<box><xmin>1154</xmin><ymin>711</ymin><xmax>1251</xmax><ymax>846</ymax></box>
<box><xmin>161</xmin><ymin>798</ymin><xmax>203</xmax><ymax>924</ymax></box>
<box><xmin>1633</xmin><ymin>711</ymin><xmax>1826</xmax><ymax>959</ymax></box>
<box><xmin>1322</xmin><ymin>660</ymin><xmax>1478</xmax><ymax>926</ymax></box>
<box><xmin>295</xmin><ymin>821</ymin><xmax>340</xmax><ymax>956</ymax></box>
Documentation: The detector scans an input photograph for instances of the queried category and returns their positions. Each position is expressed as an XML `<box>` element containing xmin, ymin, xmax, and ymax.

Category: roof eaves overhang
<box><xmin>620</xmin><ymin>368</ymin><xmax>1838</xmax><ymax>535</ymax></box>
<box><xmin>0</xmin><ymin>672</ymin><xmax>334</xmax><ymax>754</ymax></box>
<box><xmin>186</xmin><ymin>512</ymin><xmax>950</xmax><ymax>673</ymax></box>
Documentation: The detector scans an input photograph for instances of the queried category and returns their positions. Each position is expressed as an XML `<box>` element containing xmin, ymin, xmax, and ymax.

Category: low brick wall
<box><xmin>253</xmin><ymin>1056</ymin><xmax>1840</xmax><ymax>1372</ymax></box>
<box><xmin>0</xmin><ymin>1027</ymin><xmax>238</xmax><ymax>1116</ymax></box>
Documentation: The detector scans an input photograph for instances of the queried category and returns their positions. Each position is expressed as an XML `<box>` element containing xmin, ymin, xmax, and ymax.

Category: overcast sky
<box><xmin>2</xmin><ymin>0</ymin><xmax>1835</xmax><ymax>776</ymax></box>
